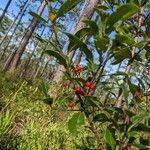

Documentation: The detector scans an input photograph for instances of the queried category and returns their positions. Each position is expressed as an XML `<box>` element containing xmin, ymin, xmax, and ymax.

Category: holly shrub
<box><xmin>42</xmin><ymin>0</ymin><xmax>150</xmax><ymax>149</ymax></box>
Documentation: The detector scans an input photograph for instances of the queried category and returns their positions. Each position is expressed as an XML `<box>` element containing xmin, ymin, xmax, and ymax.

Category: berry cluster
<box><xmin>62</xmin><ymin>65</ymin><xmax>96</xmax><ymax>108</ymax></box>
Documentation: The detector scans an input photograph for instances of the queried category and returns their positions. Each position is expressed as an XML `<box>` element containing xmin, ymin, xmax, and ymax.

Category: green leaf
<box><xmin>133</xmin><ymin>123</ymin><xmax>150</xmax><ymax>132</ymax></box>
<box><xmin>38</xmin><ymin>79</ymin><xmax>49</xmax><ymax>98</ymax></box>
<box><xmin>111</xmin><ymin>71</ymin><xmax>128</xmax><ymax>77</ymax></box>
<box><xmin>93</xmin><ymin>113</ymin><xmax>110</xmax><ymax>122</ymax></box>
<box><xmin>67</xmin><ymin>28</ymin><xmax>91</xmax><ymax>52</ymax></box>
<box><xmin>128</xmin><ymin>131</ymin><xmax>137</xmax><ymax>138</ymax></box>
<box><xmin>105</xmin><ymin>107</ymin><xmax>124</xmax><ymax>114</ymax></box>
<box><xmin>33</xmin><ymin>34</ymin><xmax>47</xmax><ymax>43</ymax></box>
<box><xmin>112</xmin><ymin>48</ymin><xmax>132</xmax><ymax>64</ymax></box>
<box><xmin>106</xmin><ymin>4</ymin><xmax>140</xmax><ymax>31</ymax></box>
<box><xmin>95</xmin><ymin>36</ymin><xmax>109</xmax><ymax>52</ymax></box>
<box><xmin>57</xmin><ymin>0</ymin><xmax>81</xmax><ymax>18</ymax></box>
<box><xmin>45</xmin><ymin>50</ymin><xmax>68</xmax><ymax>68</ymax></box>
<box><xmin>116</xmin><ymin>34</ymin><xmax>135</xmax><ymax>45</ymax></box>
<box><xmin>145</xmin><ymin>50</ymin><xmax>150</xmax><ymax>60</ymax></box>
<box><xmin>127</xmin><ymin>79</ymin><xmax>138</xmax><ymax>94</ymax></box>
<box><xmin>68</xmin><ymin>77</ymin><xmax>86</xmax><ymax>83</ymax></box>
<box><xmin>75</xmin><ymin>27</ymin><xmax>91</xmax><ymax>38</ymax></box>
<box><xmin>85</xmin><ymin>96</ymin><xmax>103</xmax><ymax>109</ymax></box>
<box><xmin>122</xmin><ymin>83</ymin><xmax>129</xmax><ymax>106</ymax></box>
<box><xmin>83</xmin><ymin>20</ymin><xmax>99</xmax><ymax>35</ymax></box>
<box><xmin>65</xmin><ymin>32</ymin><xmax>93</xmax><ymax>63</ymax></box>
<box><xmin>104</xmin><ymin>128</ymin><xmax>116</xmax><ymax>150</ymax></box>
<box><xmin>126</xmin><ymin>0</ymin><xmax>139</xmax><ymax>5</ymax></box>
<box><xmin>29</xmin><ymin>11</ymin><xmax>47</xmax><ymax>22</ymax></box>
<box><xmin>128</xmin><ymin>112</ymin><xmax>150</xmax><ymax>131</ymax></box>
<box><xmin>68</xmin><ymin>112</ymin><xmax>85</xmax><ymax>134</ymax></box>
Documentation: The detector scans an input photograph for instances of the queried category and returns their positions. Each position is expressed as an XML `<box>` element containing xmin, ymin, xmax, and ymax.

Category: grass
<box><xmin>0</xmin><ymin>72</ymin><xmax>83</xmax><ymax>150</ymax></box>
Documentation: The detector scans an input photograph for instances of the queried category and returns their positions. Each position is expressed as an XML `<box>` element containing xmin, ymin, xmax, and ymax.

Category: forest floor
<box><xmin>0</xmin><ymin>72</ymin><xmax>84</xmax><ymax>150</ymax></box>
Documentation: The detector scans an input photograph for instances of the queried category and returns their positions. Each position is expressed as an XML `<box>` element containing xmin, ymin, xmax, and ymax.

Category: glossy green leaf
<box><xmin>104</xmin><ymin>128</ymin><xmax>116</xmax><ymax>150</ymax></box>
<box><xmin>65</xmin><ymin>32</ymin><xmax>93</xmax><ymax>63</ymax></box>
<box><xmin>95</xmin><ymin>36</ymin><xmax>109</xmax><ymax>52</ymax></box>
<box><xmin>128</xmin><ymin>112</ymin><xmax>150</xmax><ymax>131</ymax></box>
<box><xmin>68</xmin><ymin>77</ymin><xmax>86</xmax><ymax>83</ymax></box>
<box><xmin>122</xmin><ymin>83</ymin><xmax>129</xmax><ymax>106</ymax></box>
<box><xmin>126</xmin><ymin>0</ymin><xmax>139</xmax><ymax>5</ymax></box>
<box><xmin>106</xmin><ymin>4</ymin><xmax>140</xmax><ymax>31</ymax></box>
<box><xmin>33</xmin><ymin>34</ymin><xmax>47</xmax><ymax>43</ymax></box>
<box><xmin>57</xmin><ymin>0</ymin><xmax>81</xmax><ymax>18</ymax></box>
<box><xmin>116</xmin><ymin>34</ymin><xmax>135</xmax><ymax>45</ymax></box>
<box><xmin>45</xmin><ymin>50</ymin><xmax>68</xmax><ymax>68</ymax></box>
<box><xmin>132</xmin><ymin>123</ymin><xmax>150</xmax><ymax>132</ymax></box>
<box><xmin>29</xmin><ymin>11</ymin><xmax>47</xmax><ymax>22</ymax></box>
<box><xmin>145</xmin><ymin>50</ymin><xmax>150</xmax><ymax>60</ymax></box>
<box><xmin>83</xmin><ymin>20</ymin><xmax>99</xmax><ymax>35</ymax></box>
<box><xmin>112</xmin><ymin>48</ymin><xmax>132</xmax><ymax>64</ymax></box>
<box><xmin>111</xmin><ymin>71</ymin><xmax>128</xmax><ymax>77</ymax></box>
<box><xmin>68</xmin><ymin>112</ymin><xmax>85</xmax><ymax>134</ymax></box>
<box><xmin>67</xmin><ymin>28</ymin><xmax>91</xmax><ymax>52</ymax></box>
<box><xmin>93</xmin><ymin>113</ymin><xmax>110</xmax><ymax>122</ymax></box>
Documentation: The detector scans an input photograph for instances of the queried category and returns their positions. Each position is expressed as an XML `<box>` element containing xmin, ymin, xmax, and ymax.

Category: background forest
<box><xmin>0</xmin><ymin>0</ymin><xmax>150</xmax><ymax>150</ymax></box>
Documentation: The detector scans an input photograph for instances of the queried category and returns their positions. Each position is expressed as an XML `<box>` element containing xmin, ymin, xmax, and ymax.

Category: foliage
<box><xmin>44</xmin><ymin>0</ymin><xmax>150</xmax><ymax>149</ymax></box>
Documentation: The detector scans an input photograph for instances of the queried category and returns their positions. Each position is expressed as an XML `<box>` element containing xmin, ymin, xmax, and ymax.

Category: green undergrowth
<box><xmin>0</xmin><ymin>72</ymin><xmax>83</xmax><ymax>150</ymax></box>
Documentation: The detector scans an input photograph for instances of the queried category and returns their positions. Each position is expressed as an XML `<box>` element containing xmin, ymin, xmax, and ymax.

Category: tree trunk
<box><xmin>30</xmin><ymin>51</ymin><xmax>45</xmax><ymax>80</ymax></box>
<box><xmin>53</xmin><ymin>0</ymin><xmax>98</xmax><ymax>82</ymax></box>
<box><xmin>20</xmin><ymin>26</ymin><xmax>46</xmax><ymax>78</ymax></box>
<box><xmin>0</xmin><ymin>0</ymin><xmax>29</xmax><ymax>60</ymax></box>
<box><xmin>0</xmin><ymin>0</ymin><xmax>12</xmax><ymax>22</ymax></box>
<box><xmin>5</xmin><ymin>0</ymin><xmax>46</xmax><ymax>73</ymax></box>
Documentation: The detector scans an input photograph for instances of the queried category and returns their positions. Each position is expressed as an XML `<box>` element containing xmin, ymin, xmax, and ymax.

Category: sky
<box><xmin>0</xmin><ymin>0</ymin><xmax>19</xmax><ymax>18</ymax></box>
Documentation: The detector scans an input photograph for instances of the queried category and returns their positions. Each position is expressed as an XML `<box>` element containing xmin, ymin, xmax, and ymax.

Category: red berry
<box><xmin>74</xmin><ymin>87</ymin><xmax>84</xmax><ymax>95</ymax></box>
<box><xmin>85</xmin><ymin>81</ymin><xmax>92</xmax><ymax>87</ymax></box>
<box><xmin>134</xmin><ymin>90</ymin><xmax>141</xmax><ymax>97</ymax></box>
<box><xmin>89</xmin><ymin>84</ymin><xmax>95</xmax><ymax>91</ymax></box>
<box><xmin>62</xmin><ymin>81</ymin><xmax>68</xmax><ymax>87</ymax></box>
<box><xmin>74</xmin><ymin>66</ymin><xmax>82</xmax><ymax>74</ymax></box>
<box><xmin>68</xmin><ymin>101</ymin><xmax>75</xmax><ymax>108</ymax></box>
<box><xmin>125</xmin><ymin>144</ymin><xmax>132</xmax><ymax>150</ymax></box>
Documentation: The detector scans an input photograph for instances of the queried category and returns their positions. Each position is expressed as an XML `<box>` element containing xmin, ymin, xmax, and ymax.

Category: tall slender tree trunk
<box><xmin>0</xmin><ymin>0</ymin><xmax>29</xmax><ymax>60</ymax></box>
<box><xmin>0</xmin><ymin>0</ymin><xmax>12</xmax><ymax>22</ymax></box>
<box><xmin>30</xmin><ymin>50</ymin><xmax>45</xmax><ymax>80</ymax></box>
<box><xmin>3</xmin><ymin>3</ymin><xmax>30</xmax><ymax>71</ymax></box>
<box><xmin>0</xmin><ymin>0</ymin><xmax>29</xmax><ymax>45</ymax></box>
<box><xmin>5</xmin><ymin>0</ymin><xmax>46</xmax><ymax>73</ymax></box>
<box><xmin>53</xmin><ymin>0</ymin><xmax>99</xmax><ymax>82</ymax></box>
<box><xmin>20</xmin><ymin>26</ymin><xmax>46</xmax><ymax>78</ymax></box>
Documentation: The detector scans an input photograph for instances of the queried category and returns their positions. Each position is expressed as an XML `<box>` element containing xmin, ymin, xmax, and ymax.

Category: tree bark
<box><xmin>5</xmin><ymin>0</ymin><xmax>46</xmax><ymax>73</ymax></box>
<box><xmin>53</xmin><ymin>0</ymin><xmax>99</xmax><ymax>82</ymax></box>
<box><xmin>0</xmin><ymin>0</ymin><xmax>29</xmax><ymax>60</ymax></box>
<box><xmin>0</xmin><ymin>0</ymin><xmax>12</xmax><ymax>22</ymax></box>
<box><xmin>2</xmin><ymin>2</ymin><xmax>30</xmax><ymax>70</ymax></box>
